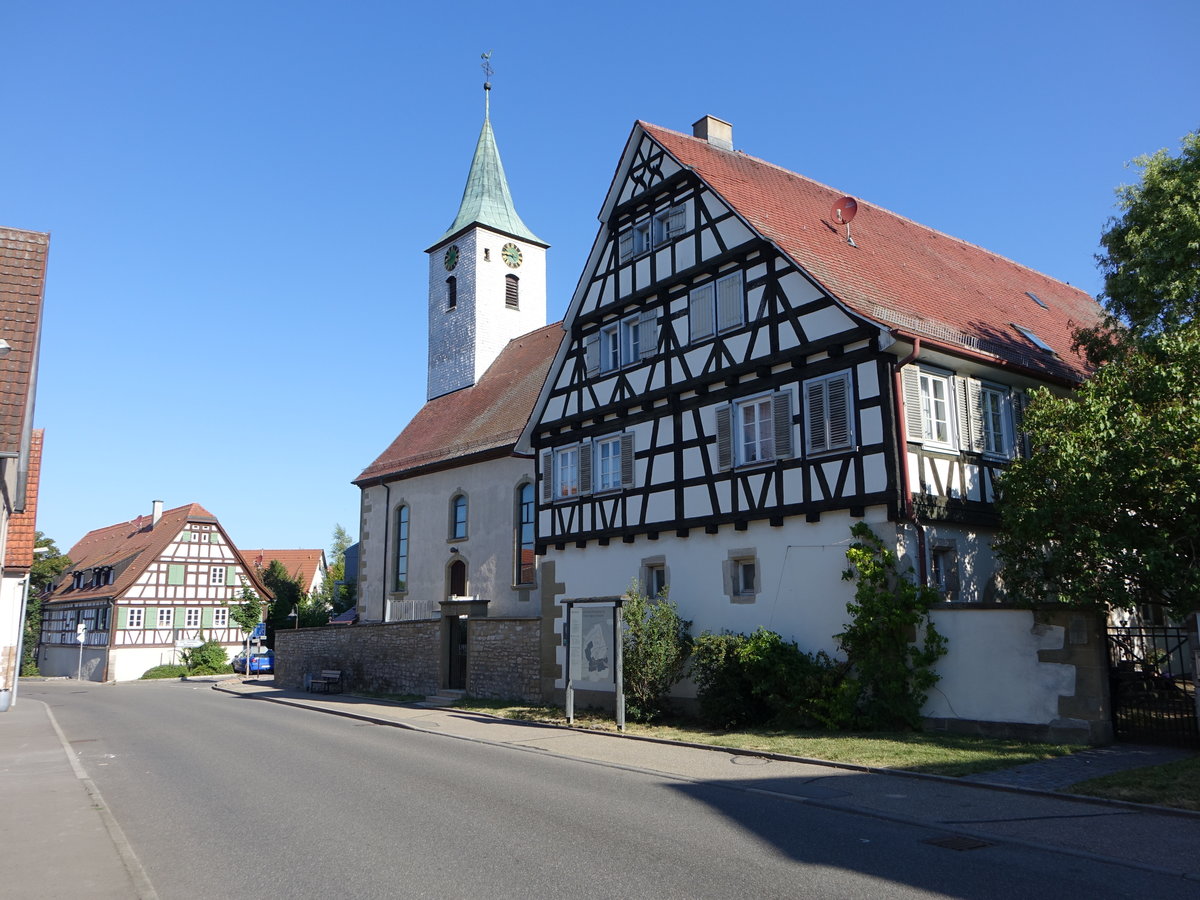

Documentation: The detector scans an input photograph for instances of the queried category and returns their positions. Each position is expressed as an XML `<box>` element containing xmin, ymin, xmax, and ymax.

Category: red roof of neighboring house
<box><xmin>0</xmin><ymin>228</ymin><xmax>48</xmax><ymax>457</ymax></box>
<box><xmin>45</xmin><ymin>503</ymin><xmax>270</xmax><ymax>603</ymax></box>
<box><xmin>238</xmin><ymin>549</ymin><xmax>326</xmax><ymax>592</ymax></box>
<box><xmin>641</xmin><ymin>123</ymin><xmax>1102</xmax><ymax>382</ymax></box>
<box><xmin>355</xmin><ymin>322</ymin><xmax>564</xmax><ymax>484</ymax></box>
<box><xmin>4</xmin><ymin>429</ymin><xmax>42</xmax><ymax>570</ymax></box>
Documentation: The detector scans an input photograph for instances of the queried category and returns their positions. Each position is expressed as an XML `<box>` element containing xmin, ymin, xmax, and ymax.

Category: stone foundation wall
<box><xmin>467</xmin><ymin>618</ymin><xmax>541</xmax><ymax>702</ymax></box>
<box><xmin>275</xmin><ymin>621</ymin><xmax>440</xmax><ymax>696</ymax></box>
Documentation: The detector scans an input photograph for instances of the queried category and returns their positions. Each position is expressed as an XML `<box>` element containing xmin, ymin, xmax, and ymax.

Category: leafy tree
<box><xmin>1096</xmin><ymin>130</ymin><xmax>1200</xmax><ymax>340</ymax></box>
<box><xmin>311</xmin><ymin>524</ymin><xmax>356</xmax><ymax>616</ymax></box>
<box><xmin>996</xmin><ymin>321</ymin><xmax>1200</xmax><ymax>620</ymax></box>
<box><xmin>228</xmin><ymin>588</ymin><xmax>263</xmax><ymax>635</ymax></box>
<box><xmin>262</xmin><ymin>559</ymin><xmax>305</xmax><ymax>630</ymax></box>
<box><xmin>839</xmin><ymin>523</ymin><xmax>947</xmax><ymax>730</ymax></box>
<box><xmin>621</xmin><ymin>581</ymin><xmax>692</xmax><ymax>723</ymax></box>
<box><xmin>22</xmin><ymin>532</ymin><xmax>71</xmax><ymax>675</ymax></box>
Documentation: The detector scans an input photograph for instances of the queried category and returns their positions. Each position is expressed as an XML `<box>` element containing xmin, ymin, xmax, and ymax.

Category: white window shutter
<box><xmin>772</xmin><ymin>390</ymin><xmax>793</xmax><ymax>459</ymax></box>
<box><xmin>901</xmin><ymin>367</ymin><xmax>924</xmax><ymax>444</ymax></box>
<box><xmin>805</xmin><ymin>379</ymin><xmax>828</xmax><ymax>454</ymax></box>
<box><xmin>584</xmin><ymin>333</ymin><xmax>600</xmax><ymax>376</ymax></box>
<box><xmin>715</xmin><ymin>404</ymin><xmax>732</xmax><ymax>471</ymax></box>
<box><xmin>620</xmin><ymin>432</ymin><xmax>635</xmax><ymax>487</ymax></box>
<box><xmin>579</xmin><ymin>440</ymin><xmax>593</xmax><ymax>496</ymax></box>
<box><xmin>690</xmin><ymin>283</ymin><xmax>715</xmax><ymax>342</ymax></box>
<box><xmin>955</xmin><ymin>376</ymin><xmax>972</xmax><ymax>452</ymax></box>
<box><xmin>716</xmin><ymin>271</ymin><xmax>743</xmax><ymax>331</ymax></box>
<box><xmin>618</xmin><ymin>230</ymin><xmax>634</xmax><ymax>263</ymax></box>
<box><xmin>638</xmin><ymin>310</ymin><xmax>657</xmax><ymax>360</ymax></box>
<box><xmin>827</xmin><ymin>373</ymin><xmax>852</xmax><ymax>449</ymax></box>
<box><xmin>667</xmin><ymin>205</ymin><xmax>687</xmax><ymax>237</ymax></box>
<box><xmin>541</xmin><ymin>451</ymin><xmax>554</xmax><ymax>502</ymax></box>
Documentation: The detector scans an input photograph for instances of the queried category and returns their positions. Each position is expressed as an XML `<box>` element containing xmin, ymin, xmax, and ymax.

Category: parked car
<box><xmin>232</xmin><ymin>649</ymin><xmax>274</xmax><ymax>674</ymax></box>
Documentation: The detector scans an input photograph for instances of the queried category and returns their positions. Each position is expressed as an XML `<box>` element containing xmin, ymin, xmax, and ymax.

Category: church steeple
<box><xmin>433</xmin><ymin>88</ymin><xmax>544</xmax><ymax>247</ymax></box>
<box><xmin>424</xmin><ymin>62</ymin><xmax>548</xmax><ymax>402</ymax></box>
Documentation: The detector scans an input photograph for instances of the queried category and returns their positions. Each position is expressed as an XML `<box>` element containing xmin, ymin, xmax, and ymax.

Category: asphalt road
<box><xmin>25</xmin><ymin>680</ymin><xmax>1196</xmax><ymax>899</ymax></box>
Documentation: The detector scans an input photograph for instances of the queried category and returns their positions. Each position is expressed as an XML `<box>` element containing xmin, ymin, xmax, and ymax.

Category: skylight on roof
<box><xmin>1025</xmin><ymin>291</ymin><xmax>1049</xmax><ymax>309</ymax></box>
<box><xmin>1012</xmin><ymin>324</ymin><xmax>1055</xmax><ymax>354</ymax></box>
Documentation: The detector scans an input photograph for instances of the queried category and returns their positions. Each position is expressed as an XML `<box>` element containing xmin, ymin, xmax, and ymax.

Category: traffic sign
<box><xmin>175</xmin><ymin>639</ymin><xmax>204</xmax><ymax>649</ymax></box>
<box><xmin>250</xmin><ymin>623</ymin><xmax>266</xmax><ymax>639</ymax></box>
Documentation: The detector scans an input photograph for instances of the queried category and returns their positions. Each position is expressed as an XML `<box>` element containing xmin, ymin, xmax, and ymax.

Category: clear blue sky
<box><xmin>4</xmin><ymin>1</ymin><xmax>1196</xmax><ymax>554</ymax></box>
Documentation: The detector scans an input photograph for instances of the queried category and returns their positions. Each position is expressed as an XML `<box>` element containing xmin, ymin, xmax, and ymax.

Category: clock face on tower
<box><xmin>501</xmin><ymin>242</ymin><xmax>522</xmax><ymax>268</ymax></box>
<box><xmin>443</xmin><ymin>245</ymin><xmax>459</xmax><ymax>271</ymax></box>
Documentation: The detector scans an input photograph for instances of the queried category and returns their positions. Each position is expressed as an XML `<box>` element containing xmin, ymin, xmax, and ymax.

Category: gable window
<box><xmin>553</xmin><ymin>446</ymin><xmax>580</xmax><ymax>499</ymax></box>
<box><xmin>689</xmin><ymin>270</ymin><xmax>743</xmax><ymax>342</ymax></box>
<box><xmin>804</xmin><ymin>372</ymin><xmax>854</xmax><ymax>454</ymax></box>
<box><xmin>600</xmin><ymin>324</ymin><xmax>620</xmax><ymax>372</ymax></box>
<box><xmin>157</xmin><ymin>608</ymin><xmax>174</xmax><ymax>628</ymax></box>
<box><xmin>589</xmin><ymin>313</ymin><xmax>657</xmax><ymax>375</ymax></box>
<box><xmin>505</xmin><ymin>274</ymin><xmax>519</xmax><ymax>309</ymax></box>
<box><xmin>127</xmin><ymin>607</ymin><xmax>144</xmax><ymax>629</ymax></box>
<box><xmin>394</xmin><ymin>505</ymin><xmax>409</xmax><ymax>593</ymax></box>
<box><xmin>209</xmin><ymin>566</ymin><xmax>226</xmax><ymax>586</ymax></box>
<box><xmin>213</xmin><ymin>607</ymin><xmax>229</xmax><ymax>628</ymax></box>
<box><xmin>620</xmin><ymin>206</ymin><xmax>687</xmax><ymax>262</ymax></box>
<box><xmin>652</xmin><ymin>206</ymin><xmax>687</xmax><ymax>245</ymax></box>
<box><xmin>715</xmin><ymin>391</ymin><xmax>794</xmax><ymax>470</ymax></box>
<box><xmin>446</xmin><ymin>276</ymin><xmax>457</xmax><ymax>310</ymax></box>
<box><xmin>450</xmin><ymin>494</ymin><xmax>468</xmax><ymax>541</ymax></box>
<box><xmin>184</xmin><ymin>607</ymin><xmax>201</xmax><ymax>628</ymax></box>
<box><xmin>515</xmin><ymin>483</ymin><xmax>535</xmax><ymax>586</ymax></box>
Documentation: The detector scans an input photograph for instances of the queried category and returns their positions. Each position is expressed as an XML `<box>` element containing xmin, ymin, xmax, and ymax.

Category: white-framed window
<box><xmin>619</xmin><ymin>206</ymin><xmax>685</xmax><ymax>263</ymax></box>
<box><xmin>979</xmin><ymin>384</ymin><xmax>1013</xmax><ymax>457</ymax></box>
<box><xmin>715</xmin><ymin>391</ymin><xmax>794</xmax><ymax>470</ymax></box>
<box><xmin>596</xmin><ymin>436</ymin><xmax>622</xmax><ymax>492</ymax></box>
<box><xmin>600</xmin><ymin>324</ymin><xmax>620</xmax><ymax>372</ymax></box>
<box><xmin>157</xmin><ymin>607</ymin><xmax>174</xmax><ymax>628</ymax></box>
<box><xmin>213</xmin><ymin>607</ymin><xmax>229</xmax><ymax>628</ymax></box>
<box><xmin>689</xmin><ymin>270</ymin><xmax>743</xmax><ymax>342</ymax></box>
<box><xmin>554</xmin><ymin>446</ymin><xmax>580</xmax><ymax>499</ymax></box>
<box><xmin>127</xmin><ymin>607</ymin><xmax>144</xmax><ymax>629</ymax></box>
<box><xmin>804</xmin><ymin>371</ymin><xmax>854</xmax><ymax>454</ymax></box>
<box><xmin>620</xmin><ymin>316</ymin><xmax>641</xmax><ymax>364</ymax></box>
<box><xmin>930</xmin><ymin>543</ymin><xmax>961</xmax><ymax>602</ymax></box>
<box><xmin>739</xmin><ymin>396</ymin><xmax>775</xmax><ymax>464</ymax></box>
<box><xmin>210</xmin><ymin>566</ymin><xmax>226</xmax><ymax>585</ymax></box>
<box><xmin>184</xmin><ymin>607</ymin><xmax>201</xmax><ymax>628</ymax></box>
<box><xmin>904</xmin><ymin>368</ymin><xmax>957</xmax><ymax>449</ymax></box>
<box><xmin>652</xmin><ymin>206</ymin><xmax>687</xmax><ymax>245</ymax></box>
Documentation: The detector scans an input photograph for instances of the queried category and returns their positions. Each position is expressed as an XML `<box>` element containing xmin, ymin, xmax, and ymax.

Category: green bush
<box><xmin>690</xmin><ymin>628</ymin><xmax>851</xmax><ymax>730</ymax></box>
<box><xmin>622</xmin><ymin>582</ymin><xmax>692</xmax><ymax>723</ymax></box>
<box><xmin>180</xmin><ymin>639</ymin><xmax>229</xmax><ymax>672</ymax></box>
<box><xmin>141</xmin><ymin>664</ymin><xmax>188</xmax><ymax>679</ymax></box>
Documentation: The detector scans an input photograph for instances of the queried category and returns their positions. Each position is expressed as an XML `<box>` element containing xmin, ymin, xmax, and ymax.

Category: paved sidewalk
<box><xmin>0</xmin><ymin>697</ymin><xmax>155</xmax><ymax>899</ymax></box>
<box><xmin>215</xmin><ymin>678</ymin><xmax>1200</xmax><ymax>881</ymax></box>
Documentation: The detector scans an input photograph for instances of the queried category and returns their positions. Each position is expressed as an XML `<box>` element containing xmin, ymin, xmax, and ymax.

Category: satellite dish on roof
<box><xmin>831</xmin><ymin>197</ymin><xmax>858</xmax><ymax>247</ymax></box>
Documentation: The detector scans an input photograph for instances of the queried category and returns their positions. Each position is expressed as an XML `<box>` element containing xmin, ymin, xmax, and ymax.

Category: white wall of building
<box><xmin>359</xmin><ymin>455</ymin><xmax>538</xmax><ymax>622</ymax></box>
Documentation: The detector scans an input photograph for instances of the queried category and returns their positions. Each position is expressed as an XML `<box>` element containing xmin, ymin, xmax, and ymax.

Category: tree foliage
<box><xmin>263</xmin><ymin>559</ymin><xmax>306</xmax><ymax>630</ymax></box>
<box><xmin>228</xmin><ymin>588</ymin><xmax>263</xmax><ymax>635</ymax></box>
<box><xmin>839</xmin><ymin>523</ymin><xmax>947</xmax><ymax>730</ymax></box>
<box><xmin>996</xmin><ymin>322</ymin><xmax>1200</xmax><ymax>619</ymax></box>
<box><xmin>621</xmin><ymin>581</ymin><xmax>692</xmax><ymax>723</ymax></box>
<box><xmin>1095</xmin><ymin>129</ymin><xmax>1200</xmax><ymax>341</ymax></box>
<box><xmin>22</xmin><ymin>532</ymin><xmax>71</xmax><ymax>675</ymax></box>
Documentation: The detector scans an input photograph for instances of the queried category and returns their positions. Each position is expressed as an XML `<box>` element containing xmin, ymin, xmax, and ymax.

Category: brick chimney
<box><xmin>692</xmin><ymin>115</ymin><xmax>733</xmax><ymax>151</ymax></box>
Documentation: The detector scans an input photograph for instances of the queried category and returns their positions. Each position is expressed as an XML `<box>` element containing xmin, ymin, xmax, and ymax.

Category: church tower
<box><xmin>425</xmin><ymin>76</ymin><xmax>548</xmax><ymax>401</ymax></box>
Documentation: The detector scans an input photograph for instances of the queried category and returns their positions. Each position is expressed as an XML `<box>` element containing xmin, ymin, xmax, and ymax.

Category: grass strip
<box><xmin>1068</xmin><ymin>756</ymin><xmax>1200</xmax><ymax>811</ymax></box>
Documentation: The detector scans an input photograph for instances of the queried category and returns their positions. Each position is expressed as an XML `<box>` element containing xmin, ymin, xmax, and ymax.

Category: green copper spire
<box><xmin>435</xmin><ymin>84</ymin><xmax>544</xmax><ymax>246</ymax></box>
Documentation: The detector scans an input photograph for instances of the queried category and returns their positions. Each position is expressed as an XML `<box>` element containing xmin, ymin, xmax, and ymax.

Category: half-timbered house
<box><xmin>522</xmin><ymin>116</ymin><xmax>1103</xmax><ymax>699</ymax></box>
<box><xmin>38</xmin><ymin>502</ymin><xmax>271</xmax><ymax>682</ymax></box>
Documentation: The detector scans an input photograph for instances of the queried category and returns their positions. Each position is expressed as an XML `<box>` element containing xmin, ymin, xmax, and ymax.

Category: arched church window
<box><xmin>446</xmin><ymin>276</ymin><xmax>457</xmax><ymax>310</ymax></box>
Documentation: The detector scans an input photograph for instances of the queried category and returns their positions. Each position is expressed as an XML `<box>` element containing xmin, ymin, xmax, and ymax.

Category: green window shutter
<box><xmin>202</xmin><ymin>606</ymin><xmax>214</xmax><ymax>627</ymax></box>
<box><xmin>181</xmin><ymin>531</ymin><xmax>192</xmax><ymax>542</ymax></box>
<box><xmin>168</xmin><ymin>564</ymin><xmax>185</xmax><ymax>585</ymax></box>
<box><xmin>118</xmin><ymin>607</ymin><xmax>128</xmax><ymax>629</ymax></box>
<box><xmin>145</xmin><ymin>608</ymin><xmax>158</xmax><ymax>627</ymax></box>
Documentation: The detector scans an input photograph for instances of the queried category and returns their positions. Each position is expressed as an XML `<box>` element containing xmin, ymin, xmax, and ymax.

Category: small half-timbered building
<box><xmin>523</xmin><ymin>116</ymin><xmax>1102</xmax><ymax>688</ymax></box>
<box><xmin>38</xmin><ymin>502</ymin><xmax>270</xmax><ymax>681</ymax></box>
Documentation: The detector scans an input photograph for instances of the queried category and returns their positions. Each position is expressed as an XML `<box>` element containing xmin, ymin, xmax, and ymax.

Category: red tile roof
<box><xmin>642</xmin><ymin>123</ymin><xmax>1102</xmax><ymax>382</ymax></box>
<box><xmin>355</xmin><ymin>322</ymin><xmax>564</xmax><ymax>484</ymax></box>
<box><xmin>238</xmin><ymin>549</ymin><xmax>326</xmax><ymax>592</ymax></box>
<box><xmin>4</xmin><ymin>429</ymin><xmax>42</xmax><ymax>570</ymax></box>
<box><xmin>44</xmin><ymin>503</ymin><xmax>271</xmax><ymax>604</ymax></box>
<box><xmin>0</xmin><ymin>228</ymin><xmax>48</xmax><ymax>457</ymax></box>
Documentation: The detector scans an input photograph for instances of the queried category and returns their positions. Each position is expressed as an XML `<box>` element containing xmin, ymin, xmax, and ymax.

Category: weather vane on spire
<box><xmin>481</xmin><ymin>51</ymin><xmax>493</xmax><ymax>91</ymax></box>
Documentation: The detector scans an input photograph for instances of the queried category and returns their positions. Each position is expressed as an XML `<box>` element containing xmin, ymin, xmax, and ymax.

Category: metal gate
<box><xmin>1107</xmin><ymin>625</ymin><xmax>1199</xmax><ymax>748</ymax></box>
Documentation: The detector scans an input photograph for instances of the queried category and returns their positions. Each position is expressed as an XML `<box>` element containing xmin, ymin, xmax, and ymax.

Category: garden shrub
<box><xmin>180</xmin><ymin>639</ymin><xmax>230</xmax><ymax>673</ymax></box>
<box><xmin>622</xmin><ymin>582</ymin><xmax>692</xmax><ymax>723</ymax></box>
<box><xmin>141</xmin><ymin>664</ymin><xmax>188</xmax><ymax>679</ymax></box>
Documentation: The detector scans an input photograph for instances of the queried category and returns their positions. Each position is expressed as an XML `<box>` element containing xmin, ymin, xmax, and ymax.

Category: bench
<box><xmin>308</xmin><ymin>670</ymin><xmax>343</xmax><ymax>694</ymax></box>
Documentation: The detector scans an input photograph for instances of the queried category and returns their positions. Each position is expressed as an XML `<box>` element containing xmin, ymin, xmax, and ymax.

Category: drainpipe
<box><xmin>892</xmin><ymin>337</ymin><xmax>928</xmax><ymax>585</ymax></box>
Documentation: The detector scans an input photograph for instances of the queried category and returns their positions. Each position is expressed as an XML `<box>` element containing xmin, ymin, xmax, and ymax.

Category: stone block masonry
<box><xmin>275</xmin><ymin>622</ymin><xmax>440</xmax><ymax>696</ymax></box>
<box><xmin>467</xmin><ymin>618</ymin><xmax>541</xmax><ymax>702</ymax></box>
